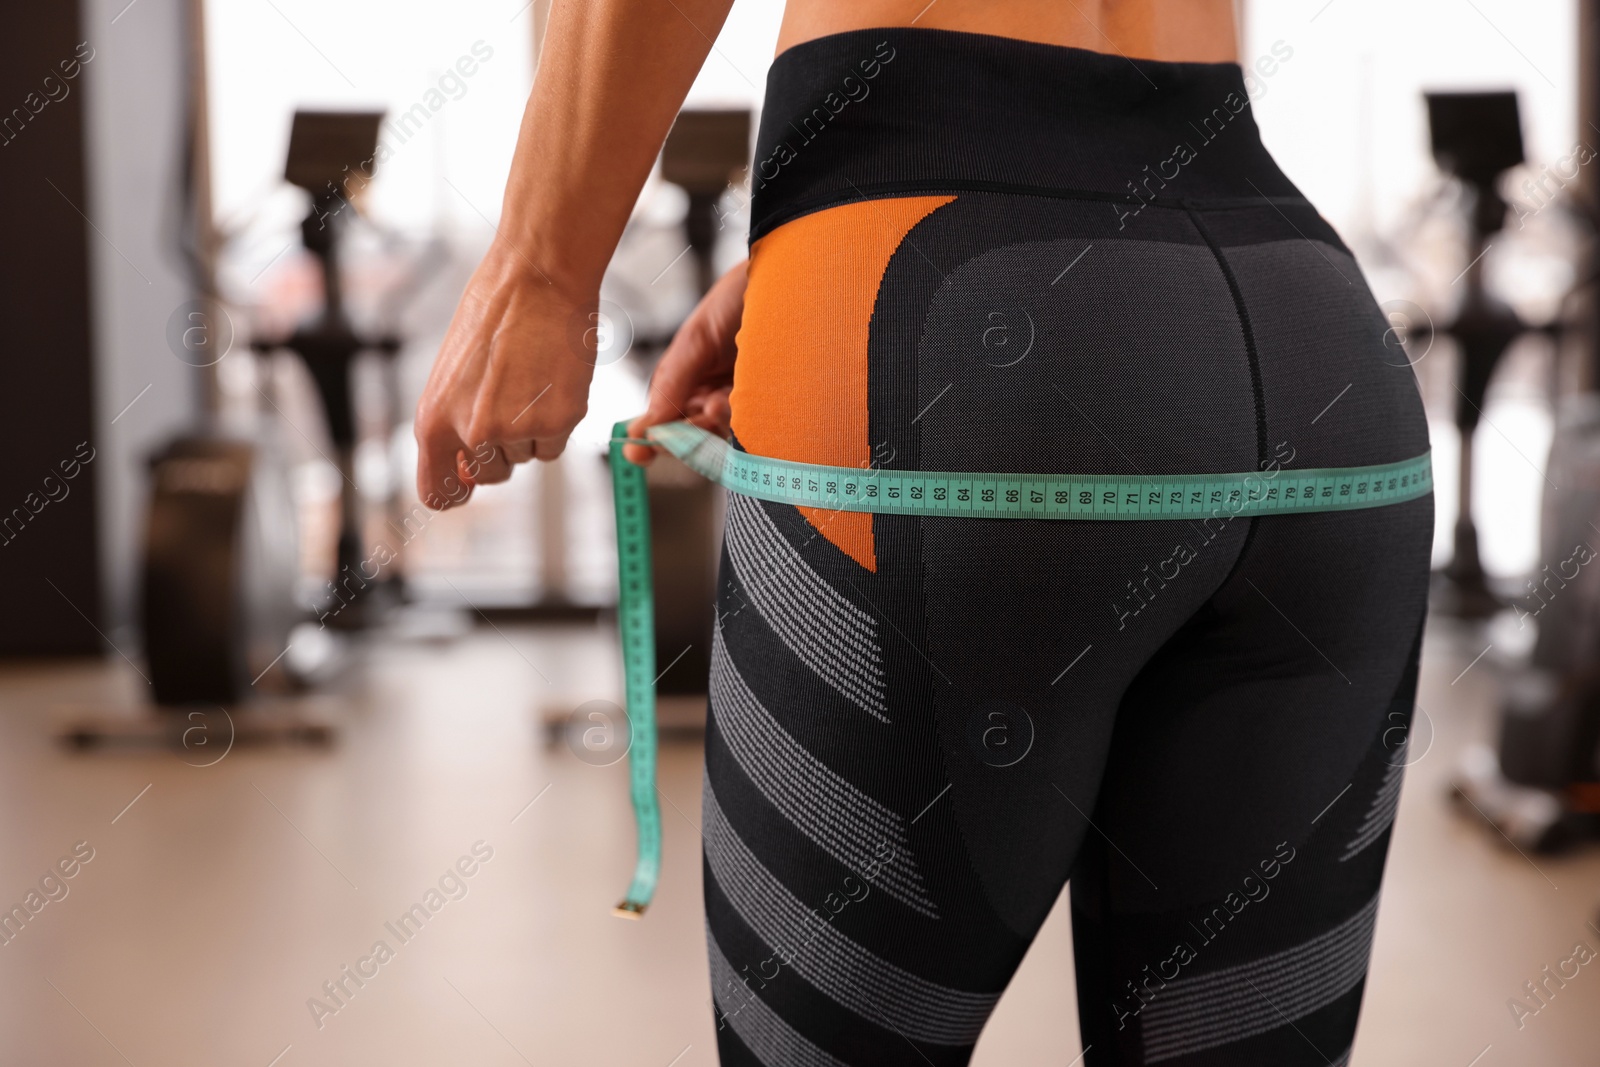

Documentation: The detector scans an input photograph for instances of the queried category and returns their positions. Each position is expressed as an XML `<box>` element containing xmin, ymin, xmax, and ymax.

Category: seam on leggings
<box><xmin>909</xmin><ymin>519</ymin><xmax>1037</xmax><ymax>940</ymax></box>
<box><xmin>1181</xmin><ymin>204</ymin><xmax>1269</xmax><ymax>469</ymax></box>
<box><xmin>1184</xmin><ymin>203</ymin><xmax>1269</xmax><ymax>588</ymax></box>
<box><xmin>1210</xmin><ymin>517</ymin><xmax>1258</xmax><ymax>597</ymax></box>
<box><xmin>750</xmin><ymin>179</ymin><xmax>1311</xmax><ymax>243</ymax></box>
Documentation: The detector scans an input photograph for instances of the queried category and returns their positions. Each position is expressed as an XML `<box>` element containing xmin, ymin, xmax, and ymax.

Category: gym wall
<box><xmin>0</xmin><ymin>7</ymin><xmax>102</xmax><ymax>655</ymax></box>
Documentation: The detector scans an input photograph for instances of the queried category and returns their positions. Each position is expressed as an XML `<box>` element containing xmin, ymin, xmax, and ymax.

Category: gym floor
<box><xmin>2</xmin><ymin>611</ymin><xmax>1597</xmax><ymax>1066</ymax></box>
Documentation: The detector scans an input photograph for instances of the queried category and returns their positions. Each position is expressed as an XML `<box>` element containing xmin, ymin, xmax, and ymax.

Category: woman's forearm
<box><xmin>497</xmin><ymin>0</ymin><xmax>739</xmax><ymax>292</ymax></box>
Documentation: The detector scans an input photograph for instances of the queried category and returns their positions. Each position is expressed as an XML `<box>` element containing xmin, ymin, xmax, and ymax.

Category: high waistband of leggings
<box><xmin>749</xmin><ymin>27</ymin><xmax>1306</xmax><ymax>242</ymax></box>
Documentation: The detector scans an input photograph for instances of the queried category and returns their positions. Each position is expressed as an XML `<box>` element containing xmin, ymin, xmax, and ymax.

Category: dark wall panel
<box><xmin>0</xmin><ymin>8</ymin><xmax>104</xmax><ymax>654</ymax></box>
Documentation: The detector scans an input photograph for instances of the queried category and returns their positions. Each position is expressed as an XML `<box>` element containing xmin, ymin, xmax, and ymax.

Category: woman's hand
<box><xmin>624</xmin><ymin>259</ymin><xmax>747</xmax><ymax>466</ymax></box>
<box><xmin>410</xmin><ymin>0</ymin><xmax>741</xmax><ymax>502</ymax></box>
<box><xmin>413</xmin><ymin>244</ymin><xmax>596</xmax><ymax>510</ymax></box>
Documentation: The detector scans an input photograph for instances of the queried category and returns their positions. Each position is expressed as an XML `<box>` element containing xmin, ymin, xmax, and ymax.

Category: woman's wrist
<box><xmin>481</xmin><ymin>231</ymin><xmax>601</xmax><ymax>308</ymax></box>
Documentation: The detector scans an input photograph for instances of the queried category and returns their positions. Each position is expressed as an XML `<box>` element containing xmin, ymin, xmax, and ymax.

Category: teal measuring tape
<box><xmin>609</xmin><ymin>422</ymin><xmax>660</xmax><ymax>918</ymax></box>
<box><xmin>646</xmin><ymin>420</ymin><xmax>1433</xmax><ymax>519</ymax></box>
<box><xmin>606</xmin><ymin>419</ymin><xmax>1432</xmax><ymax>914</ymax></box>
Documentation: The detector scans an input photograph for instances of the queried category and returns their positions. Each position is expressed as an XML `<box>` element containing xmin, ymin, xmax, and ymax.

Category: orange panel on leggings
<box><xmin>728</xmin><ymin>195</ymin><xmax>955</xmax><ymax>573</ymax></box>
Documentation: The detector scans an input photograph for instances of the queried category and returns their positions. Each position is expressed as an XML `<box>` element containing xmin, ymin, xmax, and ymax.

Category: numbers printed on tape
<box><xmin>648</xmin><ymin>421</ymin><xmax>1433</xmax><ymax>521</ymax></box>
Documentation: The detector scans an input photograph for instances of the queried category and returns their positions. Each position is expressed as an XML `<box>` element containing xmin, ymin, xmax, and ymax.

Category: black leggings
<box><xmin>704</xmin><ymin>29</ymin><xmax>1433</xmax><ymax>1066</ymax></box>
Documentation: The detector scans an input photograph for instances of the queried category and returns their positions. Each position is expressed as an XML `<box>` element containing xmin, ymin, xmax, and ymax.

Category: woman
<box><xmin>415</xmin><ymin>2</ymin><xmax>1432</xmax><ymax>1064</ymax></box>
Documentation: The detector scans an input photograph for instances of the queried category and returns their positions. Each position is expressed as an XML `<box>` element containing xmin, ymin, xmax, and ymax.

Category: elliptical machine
<box><xmin>144</xmin><ymin>111</ymin><xmax>397</xmax><ymax>705</ymax></box>
<box><xmin>249</xmin><ymin>111</ymin><xmax>403</xmax><ymax>632</ymax></box>
<box><xmin>70</xmin><ymin>111</ymin><xmax>404</xmax><ymax>752</ymax></box>
<box><xmin>1433</xmin><ymin>92</ymin><xmax>1600</xmax><ymax>848</ymax></box>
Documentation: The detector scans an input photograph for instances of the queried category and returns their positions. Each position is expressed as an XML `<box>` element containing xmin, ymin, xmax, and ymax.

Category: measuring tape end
<box><xmin>612</xmin><ymin>900</ymin><xmax>648</xmax><ymax>920</ymax></box>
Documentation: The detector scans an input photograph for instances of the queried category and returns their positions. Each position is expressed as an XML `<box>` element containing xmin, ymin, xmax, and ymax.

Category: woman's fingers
<box><xmin>427</xmin><ymin>434</ymin><xmax>558</xmax><ymax>504</ymax></box>
<box><xmin>500</xmin><ymin>440</ymin><xmax>536</xmax><ymax>464</ymax></box>
<box><xmin>624</xmin><ymin>260</ymin><xmax>747</xmax><ymax>466</ymax></box>
<box><xmin>622</xmin><ymin>419</ymin><xmax>661</xmax><ymax>467</ymax></box>
<box><xmin>623</xmin><ymin>386</ymin><xmax>732</xmax><ymax>465</ymax></box>
<box><xmin>417</xmin><ymin>414</ymin><xmax>473</xmax><ymax>509</ymax></box>
<box><xmin>534</xmin><ymin>435</ymin><xmax>570</xmax><ymax>461</ymax></box>
<box><xmin>692</xmin><ymin>388</ymin><xmax>733</xmax><ymax>436</ymax></box>
<box><xmin>463</xmin><ymin>446</ymin><xmax>514</xmax><ymax>487</ymax></box>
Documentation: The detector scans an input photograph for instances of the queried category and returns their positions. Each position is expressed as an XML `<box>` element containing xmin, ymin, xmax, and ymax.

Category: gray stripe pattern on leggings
<box><xmin>1330</xmin><ymin>1046</ymin><xmax>1352</xmax><ymax>1067</ymax></box>
<box><xmin>702</xmin><ymin>777</ymin><xmax>996</xmax><ymax>1045</ymax></box>
<box><xmin>1141</xmin><ymin>893</ymin><xmax>1381</xmax><ymax>1062</ymax></box>
<box><xmin>724</xmin><ymin>492</ymin><xmax>888</xmax><ymax>720</ymax></box>
<box><xmin>711</xmin><ymin>625</ymin><xmax>937</xmax><ymax>917</ymax></box>
<box><xmin>708</xmin><ymin>928</ymin><xmax>850</xmax><ymax>1067</ymax></box>
<box><xmin>1341</xmin><ymin>749</ymin><xmax>1406</xmax><ymax>862</ymax></box>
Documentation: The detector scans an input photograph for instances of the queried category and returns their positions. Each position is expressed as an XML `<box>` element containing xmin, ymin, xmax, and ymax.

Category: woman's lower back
<box><xmin>776</xmin><ymin>0</ymin><xmax>1240</xmax><ymax>61</ymax></box>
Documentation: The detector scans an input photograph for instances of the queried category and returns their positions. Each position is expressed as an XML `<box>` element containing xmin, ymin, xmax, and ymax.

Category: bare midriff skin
<box><xmin>777</xmin><ymin>0</ymin><xmax>1238</xmax><ymax>62</ymax></box>
<box><xmin>413</xmin><ymin>2</ymin><xmax>1239</xmax><ymax>506</ymax></box>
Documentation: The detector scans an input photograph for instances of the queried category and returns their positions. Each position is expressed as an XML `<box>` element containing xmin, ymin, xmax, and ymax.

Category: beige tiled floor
<box><xmin>1</xmin><ymin>613</ymin><xmax>1596</xmax><ymax>1066</ymax></box>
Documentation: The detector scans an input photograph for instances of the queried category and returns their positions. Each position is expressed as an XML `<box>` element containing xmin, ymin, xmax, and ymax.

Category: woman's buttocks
<box><xmin>727</xmin><ymin>29</ymin><xmax>1429</xmax><ymax>569</ymax></box>
<box><xmin>730</xmin><ymin>194</ymin><xmax>1266</xmax><ymax>482</ymax></box>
